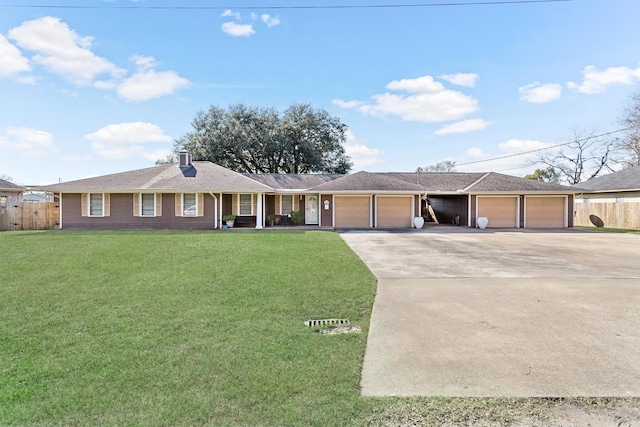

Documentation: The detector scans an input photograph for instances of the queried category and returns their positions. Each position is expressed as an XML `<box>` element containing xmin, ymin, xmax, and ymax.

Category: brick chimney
<box><xmin>179</xmin><ymin>151</ymin><xmax>192</xmax><ymax>167</ymax></box>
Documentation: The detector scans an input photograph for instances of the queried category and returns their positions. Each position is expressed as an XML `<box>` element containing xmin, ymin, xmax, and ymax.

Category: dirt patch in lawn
<box><xmin>365</xmin><ymin>397</ymin><xmax>640</xmax><ymax>426</ymax></box>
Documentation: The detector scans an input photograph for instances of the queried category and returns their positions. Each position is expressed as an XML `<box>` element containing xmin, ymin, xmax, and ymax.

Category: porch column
<box><xmin>255</xmin><ymin>193</ymin><xmax>264</xmax><ymax>229</ymax></box>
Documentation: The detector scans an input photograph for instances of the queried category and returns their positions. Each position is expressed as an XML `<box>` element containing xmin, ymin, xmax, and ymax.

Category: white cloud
<box><xmin>130</xmin><ymin>54</ymin><xmax>156</xmax><ymax>71</ymax></box>
<box><xmin>332</xmin><ymin>99</ymin><xmax>365</xmax><ymax>109</ymax></box>
<box><xmin>567</xmin><ymin>64</ymin><xmax>640</xmax><ymax>94</ymax></box>
<box><xmin>86</xmin><ymin>122</ymin><xmax>172</xmax><ymax>160</ymax></box>
<box><xmin>221</xmin><ymin>9</ymin><xmax>241</xmax><ymax>20</ymax></box>
<box><xmin>519</xmin><ymin>82</ymin><xmax>562</xmax><ymax>103</ymax></box>
<box><xmin>221</xmin><ymin>22</ymin><xmax>255</xmax><ymax>37</ymax></box>
<box><xmin>498</xmin><ymin>139</ymin><xmax>552</xmax><ymax>154</ymax></box>
<box><xmin>454</xmin><ymin>138</ymin><xmax>554</xmax><ymax>175</ymax></box>
<box><xmin>7</xmin><ymin>16</ymin><xmax>124</xmax><ymax>86</ymax></box>
<box><xmin>334</xmin><ymin>74</ymin><xmax>478</xmax><ymax>123</ymax></box>
<box><xmin>0</xmin><ymin>34</ymin><xmax>30</xmax><ymax>76</ymax></box>
<box><xmin>118</xmin><ymin>70</ymin><xmax>191</xmax><ymax>102</ymax></box>
<box><xmin>115</xmin><ymin>55</ymin><xmax>190</xmax><ymax>102</ymax></box>
<box><xmin>261</xmin><ymin>14</ymin><xmax>281</xmax><ymax>27</ymax></box>
<box><xmin>0</xmin><ymin>127</ymin><xmax>55</xmax><ymax>157</ymax></box>
<box><xmin>439</xmin><ymin>73</ymin><xmax>479</xmax><ymax>87</ymax></box>
<box><xmin>343</xmin><ymin>130</ymin><xmax>384</xmax><ymax>170</ymax></box>
<box><xmin>434</xmin><ymin>119</ymin><xmax>492</xmax><ymax>135</ymax></box>
<box><xmin>5</xmin><ymin>17</ymin><xmax>188</xmax><ymax>101</ymax></box>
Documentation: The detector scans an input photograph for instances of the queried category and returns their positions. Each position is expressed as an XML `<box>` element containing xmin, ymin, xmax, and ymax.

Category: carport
<box><xmin>422</xmin><ymin>194</ymin><xmax>468</xmax><ymax>226</ymax></box>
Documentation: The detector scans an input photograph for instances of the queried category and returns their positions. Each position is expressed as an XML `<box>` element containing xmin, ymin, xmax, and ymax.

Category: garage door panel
<box><xmin>377</xmin><ymin>197</ymin><xmax>412</xmax><ymax>228</ymax></box>
<box><xmin>526</xmin><ymin>197</ymin><xmax>565</xmax><ymax>228</ymax></box>
<box><xmin>477</xmin><ymin>197</ymin><xmax>517</xmax><ymax>228</ymax></box>
<box><xmin>335</xmin><ymin>196</ymin><xmax>370</xmax><ymax>228</ymax></box>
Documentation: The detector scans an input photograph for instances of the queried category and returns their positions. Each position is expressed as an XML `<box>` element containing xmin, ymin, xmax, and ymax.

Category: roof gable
<box><xmin>310</xmin><ymin>171</ymin><xmax>424</xmax><ymax>192</ymax></box>
<box><xmin>386</xmin><ymin>172</ymin><xmax>486</xmax><ymax>192</ymax></box>
<box><xmin>466</xmin><ymin>172</ymin><xmax>574</xmax><ymax>192</ymax></box>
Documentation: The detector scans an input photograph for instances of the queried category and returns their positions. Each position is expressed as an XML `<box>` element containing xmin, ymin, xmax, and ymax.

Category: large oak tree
<box><xmin>169</xmin><ymin>103</ymin><xmax>352</xmax><ymax>174</ymax></box>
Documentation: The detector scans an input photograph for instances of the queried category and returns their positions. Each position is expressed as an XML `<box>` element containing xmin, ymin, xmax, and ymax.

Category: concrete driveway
<box><xmin>339</xmin><ymin>227</ymin><xmax>640</xmax><ymax>397</ymax></box>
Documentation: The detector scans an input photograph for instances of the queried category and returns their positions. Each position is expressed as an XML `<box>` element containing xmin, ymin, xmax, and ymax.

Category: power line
<box><xmin>0</xmin><ymin>0</ymin><xmax>574</xmax><ymax>11</ymax></box>
<box><xmin>456</xmin><ymin>127</ymin><xmax>629</xmax><ymax>167</ymax></box>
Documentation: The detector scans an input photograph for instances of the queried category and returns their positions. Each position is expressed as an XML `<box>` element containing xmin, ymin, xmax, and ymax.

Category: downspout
<box><xmin>58</xmin><ymin>193</ymin><xmax>63</xmax><ymax>229</ymax></box>
<box><xmin>209</xmin><ymin>191</ymin><xmax>218</xmax><ymax>229</ymax></box>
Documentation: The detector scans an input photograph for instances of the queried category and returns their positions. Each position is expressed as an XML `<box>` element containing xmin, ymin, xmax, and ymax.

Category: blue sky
<box><xmin>1</xmin><ymin>0</ymin><xmax>639</xmax><ymax>185</ymax></box>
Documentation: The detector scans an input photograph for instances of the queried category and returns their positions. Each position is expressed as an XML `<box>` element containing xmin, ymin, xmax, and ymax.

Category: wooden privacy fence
<box><xmin>0</xmin><ymin>202</ymin><xmax>59</xmax><ymax>231</ymax></box>
<box><xmin>574</xmin><ymin>202</ymin><xmax>640</xmax><ymax>230</ymax></box>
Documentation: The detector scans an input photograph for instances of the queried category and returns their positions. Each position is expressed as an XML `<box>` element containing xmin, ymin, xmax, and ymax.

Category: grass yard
<box><xmin>4</xmin><ymin>230</ymin><xmax>627</xmax><ymax>426</ymax></box>
<box><xmin>577</xmin><ymin>226</ymin><xmax>640</xmax><ymax>234</ymax></box>
<box><xmin>1</xmin><ymin>230</ymin><xmax>378</xmax><ymax>426</ymax></box>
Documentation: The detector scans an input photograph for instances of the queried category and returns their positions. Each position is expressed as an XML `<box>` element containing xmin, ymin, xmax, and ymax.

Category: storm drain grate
<box><xmin>304</xmin><ymin>318</ymin><xmax>349</xmax><ymax>327</ymax></box>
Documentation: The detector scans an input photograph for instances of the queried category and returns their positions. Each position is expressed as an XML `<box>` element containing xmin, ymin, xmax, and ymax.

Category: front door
<box><xmin>305</xmin><ymin>195</ymin><xmax>319</xmax><ymax>224</ymax></box>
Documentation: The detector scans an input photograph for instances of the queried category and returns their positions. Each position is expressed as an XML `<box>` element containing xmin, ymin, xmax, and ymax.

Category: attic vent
<box><xmin>304</xmin><ymin>318</ymin><xmax>349</xmax><ymax>327</ymax></box>
<box><xmin>179</xmin><ymin>151</ymin><xmax>192</xmax><ymax>167</ymax></box>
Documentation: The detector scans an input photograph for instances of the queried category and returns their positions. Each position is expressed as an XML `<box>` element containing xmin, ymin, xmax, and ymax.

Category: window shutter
<box><xmin>156</xmin><ymin>194</ymin><xmax>162</xmax><ymax>216</ymax></box>
<box><xmin>175</xmin><ymin>194</ymin><xmax>181</xmax><ymax>217</ymax></box>
<box><xmin>104</xmin><ymin>193</ymin><xmax>110</xmax><ymax>217</ymax></box>
<box><xmin>232</xmin><ymin>194</ymin><xmax>238</xmax><ymax>215</ymax></box>
<box><xmin>81</xmin><ymin>193</ymin><xmax>88</xmax><ymax>217</ymax></box>
<box><xmin>197</xmin><ymin>193</ymin><xmax>204</xmax><ymax>217</ymax></box>
<box><xmin>133</xmin><ymin>194</ymin><xmax>140</xmax><ymax>217</ymax></box>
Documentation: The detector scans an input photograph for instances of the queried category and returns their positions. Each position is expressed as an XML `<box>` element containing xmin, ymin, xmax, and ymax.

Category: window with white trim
<box><xmin>0</xmin><ymin>196</ymin><xmax>6</xmax><ymax>208</ymax></box>
<box><xmin>281</xmin><ymin>195</ymin><xmax>293</xmax><ymax>215</ymax></box>
<box><xmin>141</xmin><ymin>193</ymin><xmax>155</xmax><ymax>216</ymax></box>
<box><xmin>239</xmin><ymin>194</ymin><xmax>252</xmax><ymax>215</ymax></box>
<box><xmin>183</xmin><ymin>193</ymin><xmax>197</xmax><ymax>216</ymax></box>
<box><xmin>89</xmin><ymin>193</ymin><xmax>103</xmax><ymax>216</ymax></box>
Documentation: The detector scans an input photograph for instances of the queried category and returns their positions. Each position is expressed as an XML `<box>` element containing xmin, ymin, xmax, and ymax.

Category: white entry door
<box><xmin>305</xmin><ymin>195</ymin><xmax>319</xmax><ymax>224</ymax></box>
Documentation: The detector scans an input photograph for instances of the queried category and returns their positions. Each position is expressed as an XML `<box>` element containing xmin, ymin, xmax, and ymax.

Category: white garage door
<box><xmin>477</xmin><ymin>197</ymin><xmax>518</xmax><ymax>228</ymax></box>
<box><xmin>377</xmin><ymin>197</ymin><xmax>412</xmax><ymax>228</ymax></box>
<box><xmin>525</xmin><ymin>197</ymin><xmax>565</xmax><ymax>228</ymax></box>
<box><xmin>335</xmin><ymin>196</ymin><xmax>370</xmax><ymax>228</ymax></box>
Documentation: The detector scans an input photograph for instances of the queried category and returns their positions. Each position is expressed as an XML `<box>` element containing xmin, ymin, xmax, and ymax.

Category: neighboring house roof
<box><xmin>573</xmin><ymin>165</ymin><xmax>640</xmax><ymax>192</ymax></box>
<box><xmin>244</xmin><ymin>173</ymin><xmax>342</xmax><ymax>190</ymax></box>
<box><xmin>466</xmin><ymin>172</ymin><xmax>574</xmax><ymax>193</ymax></box>
<box><xmin>0</xmin><ymin>178</ymin><xmax>24</xmax><ymax>192</ymax></box>
<box><xmin>40</xmin><ymin>162</ymin><xmax>272</xmax><ymax>193</ymax></box>
<box><xmin>310</xmin><ymin>171</ymin><xmax>425</xmax><ymax>192</ymax></box>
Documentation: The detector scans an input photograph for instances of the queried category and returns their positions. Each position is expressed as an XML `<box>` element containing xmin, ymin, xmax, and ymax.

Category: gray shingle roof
<box><xmin>466</xmin><ymin>172</ymin><xmax>575</xmax><ymax>192</ymax></box>
<box><xmin>386</xmin><ymin>172</ymin><xmax>487</xmax><ymax>192</ymax></box>
<box><xmin>0</xmin><ymin>178</ymin><xmax>25</xmax><ymax>191</ymax></box>
<box><xmin>40</xmin><ymin>162</ymin><xmax>272</xmax><ymax>193</ymax></box>
<box><xmin>243</xmin><ymin>173</ymin><xmax>342</xmax><ymax>190</ymax></box>
<box><xmin>310</xmin><ymin>171</ymin><xmax>425</xmax><ymax>192</ymax></box>
<box><xmin>573</xmin><ymin>165</ymin><xmax>640</xmax><ymax>192</ymax></box>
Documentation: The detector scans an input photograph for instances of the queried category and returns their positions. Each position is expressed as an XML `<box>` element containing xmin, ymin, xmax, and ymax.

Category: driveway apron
<box><xmin>339</xmin><ymin>228</ymin><xmax>640</xmax><ymax>397</ymax></box>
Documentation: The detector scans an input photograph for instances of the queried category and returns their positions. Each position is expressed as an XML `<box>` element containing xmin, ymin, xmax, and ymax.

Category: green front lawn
<box><xmin>1</xmin><ymin>230</ymin><xmax>377</xmax><ymax>426</ymax></box>
<box><xmin>2</xmin><ymin>230</ymin><xmax>568</xmax><ymax>426</ymax></box>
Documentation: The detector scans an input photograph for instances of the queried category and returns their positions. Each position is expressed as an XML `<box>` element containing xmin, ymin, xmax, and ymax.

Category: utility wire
<box><xmin>456</xmin><ymin>127</ymin><xmax>629</xmax><ymax>167</ymax></box>
<box><xmin>0</xmin><ymin>0</ymin><xmax>574</xmax><ymax>10</ymax></box>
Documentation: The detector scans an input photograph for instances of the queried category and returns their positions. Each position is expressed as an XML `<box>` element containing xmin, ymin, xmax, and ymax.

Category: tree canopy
<box><xmin>524</xmin><ymin>166</ymin><xmax>560</xmax><ymax>183</ymax></box>
<box><xmin>532</xmin><ymin>128</ymin><xmax>615</xmax><ymax>185</ymax></box>
<box><xmin>169</xmin><ymin>103</ymin><xmax>352</xmax><ymax>174</ymax></box>
<box><xmin>416</xmin><ymin>160</ymin><xmax>457</xmax><ymax>173</ymax></box>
